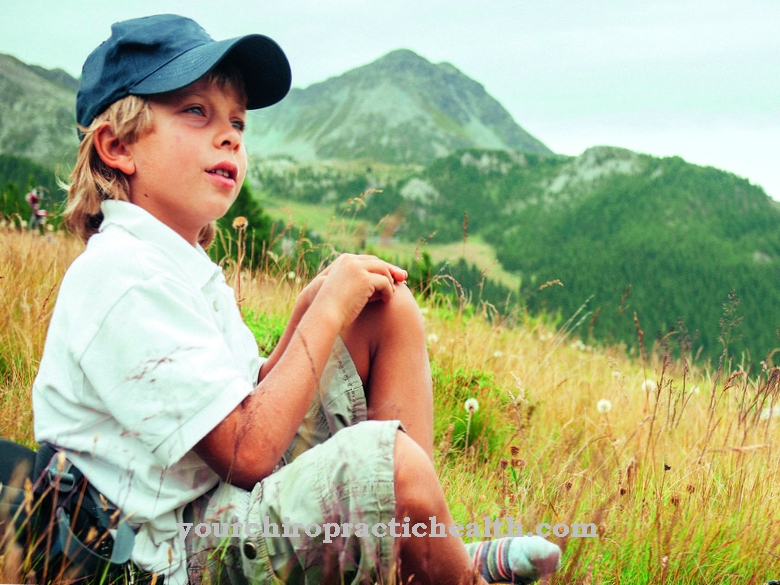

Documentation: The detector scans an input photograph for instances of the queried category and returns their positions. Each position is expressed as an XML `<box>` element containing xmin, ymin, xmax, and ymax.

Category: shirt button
<box><xmin>243</xmin><ymin>541</ymin><xmax>257</xmax><ymax>560</ymax></box>
<box><xmin>213</xmin><ymin>300</ymin><xmax>219</xmax><ymax>312</ymax></box>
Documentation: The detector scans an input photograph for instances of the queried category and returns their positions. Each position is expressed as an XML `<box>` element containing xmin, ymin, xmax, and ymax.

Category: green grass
<box><xmin>259</xmin><ymin>193</ymin><xmax>522</xmax><ymax>290</ymax></box>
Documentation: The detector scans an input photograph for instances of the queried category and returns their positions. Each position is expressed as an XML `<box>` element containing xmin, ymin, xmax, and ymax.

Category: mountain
<box><xmin>252</xmin><ymin>147</ymin><xmax>780</xmax><ymax>365</ymax></box>
<box><xmin>0</xmin><ymin>53</ymin><xmax>79</xmax><ymax>167</ymax></box>
<box><xmin>244</xmin><ymin>49</ymin><xmax>552</xmax><ymax>164</ymax></box>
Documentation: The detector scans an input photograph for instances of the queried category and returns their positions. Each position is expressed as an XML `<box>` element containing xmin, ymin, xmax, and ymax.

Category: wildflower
<box><xmin>464</xmin><ymin>398</ymin><xmax>479</xmax><ymax>414</ymax></box>
<box><xmin>597</xmin><ymin>399</ymin><xmax>612</xmax><ymax>414</ymax></box>
<box><xmin>641</xmin><ymin>379</ymin><xmax>657</xmax><ymax>392</ymax></box>
<box><xmin>493</xmin><ymin>350</ymin><xmax>503</xmax><ymax>358</ymax></box>
<box><xmin>287</xmin><ymin>271</ymin><xmax>296</xmax><ymax>280</ymax></box>
<box><xmin>427</xmin><ymin>333</ymin><xmax>439</xmax><ymax>344</ymax></box>
<box><xmin>231</xmin><ymin>216</ymin><xmax>248</xmax><ymax>229</ymax></box>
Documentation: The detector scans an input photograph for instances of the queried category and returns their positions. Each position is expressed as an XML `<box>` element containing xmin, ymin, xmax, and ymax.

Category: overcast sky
<box><xmin>1</xmin><ymin>0</ymin><xmax>777</xmax><ymax>199</ymax></box>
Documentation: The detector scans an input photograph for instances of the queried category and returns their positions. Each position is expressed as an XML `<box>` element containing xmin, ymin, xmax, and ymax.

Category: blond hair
<box><xmin>63</xmin><ymin>62</ymin><xmax>247</xmax><ymax>247</ymax></box>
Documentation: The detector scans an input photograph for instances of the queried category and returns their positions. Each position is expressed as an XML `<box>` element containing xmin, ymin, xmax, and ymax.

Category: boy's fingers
<box><xmin>350</xmin><ymin>255</ymin><xmax>405</xmax><ymax>283</ymax></box>
<box><xmin>390</xmin><ymin>266</ymin><xmax>408</xmax><ymax>283</ymax></box>
<box><xmin>368</xmin><ymin>273</ymin><xmax>395</xmax><ymax>303</ymax></box>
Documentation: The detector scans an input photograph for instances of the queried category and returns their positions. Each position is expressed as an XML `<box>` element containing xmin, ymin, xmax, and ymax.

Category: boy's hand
<box><xmin>298</xmin><ymin>254</ymin><xmax>406</xmax><ymax>309</ymax></box>
<box><xmin>310</xmin><ymin>254</ymin><xmax>408</xmax><ymax>330</ymax></box>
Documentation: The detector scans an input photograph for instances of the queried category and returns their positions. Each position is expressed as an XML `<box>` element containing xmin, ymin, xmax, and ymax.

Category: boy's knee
<box><xmin>350</xmin><ymin>284</ymin><xmax>425</xmax><ymax>352</ymax></box>
<box><xmin>382</xmin><ymin>285</ymin><xmax>425</xmax><ymax>333</ymax></box>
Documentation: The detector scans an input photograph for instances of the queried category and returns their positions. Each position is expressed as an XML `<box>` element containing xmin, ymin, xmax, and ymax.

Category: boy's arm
<box><xmin>194</xmin><ymin>254</ymin><xmax>407</xmax><ymax>490</ymax></box>
<box><xmin>255</xmin><ymin>271</ymin><xmax>328</xmax><ymax>383</ymax></box>
<box><xmin>257</xmin><ymin>259</ymin><xmax>406</xmax><ymax>382</ymax></box>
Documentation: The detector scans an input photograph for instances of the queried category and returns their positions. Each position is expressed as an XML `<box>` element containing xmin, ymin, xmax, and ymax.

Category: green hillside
<box><xmin>0</xmin><ymin>53</ymin><xmax>78</xmax><ymax>166</ymax></box>
<box><xmin>251</xmin><ymin>149</ymin><xmax>780</xmax><ymax>366</ymax></box>
<box><xmin>499</xmin><ymin>157</ymin><xmax>779</xmax><ymax>363</ymax></box>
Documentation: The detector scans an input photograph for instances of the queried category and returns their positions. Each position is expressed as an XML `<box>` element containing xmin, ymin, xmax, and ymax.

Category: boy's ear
<box><xmin>93</xmin><ymin>122</ymin><xmax>136</xmax><ymax>175</ymax></box>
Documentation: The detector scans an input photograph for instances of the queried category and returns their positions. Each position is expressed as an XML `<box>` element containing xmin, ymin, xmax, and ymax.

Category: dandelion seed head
<box><xmin>611</xmin><ymin>371</ymin><xmax>621</xmax><ymax>378</ymax></box>
<box><xmin>464</xmin><ymin>398</ymin><xmax>479</xmax><ymax>414</ymax></box>
<box><xmin>287</xmin><ymin>271</ymin><xmax>296</xmax><ymax>281</ymax></box>
<box><xmin>641</xmin><ymin>379</ymin><xmax>657</xmax><ymax>392</ymax></box>
<box><xmin>689</xmin><ymin>385</ymin><xmax>700</xmax><ymax>394</ymax></box>
<box><xmin>597</xmin><ymin>399</ymin><xmax>612</xmax><ymax>414</ymax></box>
<box><xmin>493</xmin><ymin>350</ymin><xmax>503</xmax><ymax>358</ymax></box>
<box><xmin>427</xmin><ymin>333</ymin><xmax>439</xmax><ymax>344</ymax></box>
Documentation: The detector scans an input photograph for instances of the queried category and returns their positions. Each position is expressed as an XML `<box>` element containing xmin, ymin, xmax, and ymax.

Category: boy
<box><xmin>32</xmin><ymin>14</ymin><xmax>561</xmax><ymax>584</ymax></box>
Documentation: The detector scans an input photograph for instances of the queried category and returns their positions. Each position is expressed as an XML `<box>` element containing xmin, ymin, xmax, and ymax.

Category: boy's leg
<box><xmin>393</xmin><ymin>432</ymin><xmax>560</xmax><ymax>585</ymax></box>
<box><xmin>393</xmin><ymin>430</ymin><xmax>483</xmax><ymax>585</ymax></box>
<box><xmin>341</xmin><ymin>284</ymin><xmax>434</xmax><ymax>458</ymax></box>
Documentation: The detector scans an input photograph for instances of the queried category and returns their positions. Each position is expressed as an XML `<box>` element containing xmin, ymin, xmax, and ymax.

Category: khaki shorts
<box><xmin>194</xmin><ymin>338</ymin><xmax>401</xmax><ymax>585</ymax></box>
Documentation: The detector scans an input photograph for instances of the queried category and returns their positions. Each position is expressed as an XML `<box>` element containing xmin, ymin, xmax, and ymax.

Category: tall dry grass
<box><xmin>2</xmin><ymin>223</ymin><xmax>780</xmax><ymax>583</ymax></box>
<box><xmin>0</xmin><ymin>229</ymin><xmax>82</xmax><ymax>445</ymax></box>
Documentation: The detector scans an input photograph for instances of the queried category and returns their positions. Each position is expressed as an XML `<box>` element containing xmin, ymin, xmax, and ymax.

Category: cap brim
<box><xmin>130</xmin><ymin>34</ymin><xmax>291</xmax><ymax>109</ymax></box>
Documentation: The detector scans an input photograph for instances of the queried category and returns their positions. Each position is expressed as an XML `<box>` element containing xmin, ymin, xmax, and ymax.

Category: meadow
<box><xmin>1</xmin><ymin>223</ymin><xmax>779</xmax><ymax>584</ymax></box>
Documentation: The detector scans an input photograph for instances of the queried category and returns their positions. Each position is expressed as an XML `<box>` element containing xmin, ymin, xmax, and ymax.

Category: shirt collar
<box><xmin>99</xmin><ymin>200</ymin><xmax>221</xmax><ymax>289</ymax></box>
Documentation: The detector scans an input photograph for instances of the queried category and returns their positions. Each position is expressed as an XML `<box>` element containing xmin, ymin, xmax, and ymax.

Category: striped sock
<box><xmin>464</xmin><ymin>536</ymin><xmax>561</xmax><ymax>583</ymax></box>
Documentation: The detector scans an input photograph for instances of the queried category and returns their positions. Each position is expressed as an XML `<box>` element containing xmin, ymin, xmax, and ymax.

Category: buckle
<box><xmin>47</xmin><ymin>465</ymin><xmax>78</xmax><ymax>493</ymax></box>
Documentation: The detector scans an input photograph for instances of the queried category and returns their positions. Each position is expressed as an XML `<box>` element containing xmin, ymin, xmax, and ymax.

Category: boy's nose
<box><xmin>215</xmin><ymin>122</ymin><xmax>242</xmax><ymax>152</ymax></box>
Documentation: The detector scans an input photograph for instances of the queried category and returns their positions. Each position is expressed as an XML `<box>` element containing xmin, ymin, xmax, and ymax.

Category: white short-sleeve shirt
<box><xmin>33</xmin><ymin>200</ymin><xmax>264</xmax><ymax>584</ymax></box>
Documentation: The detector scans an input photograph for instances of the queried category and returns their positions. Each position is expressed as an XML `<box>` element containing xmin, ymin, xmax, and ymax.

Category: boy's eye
<box><xmin>185</xmin><ymin>106</ymin><xmax>205</xmax><ymax>116</ymax></box>
<box><xmin>232</xmin><ymin>119</ymin><xmax>246</xmax><ymax>132</ymax></box>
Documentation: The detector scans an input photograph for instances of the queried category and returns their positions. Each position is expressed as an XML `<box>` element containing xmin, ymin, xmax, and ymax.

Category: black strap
<box><xmin>34</xmin><ymin>444</ymin><xmax>137</xmax><ymax>572</ymax></box>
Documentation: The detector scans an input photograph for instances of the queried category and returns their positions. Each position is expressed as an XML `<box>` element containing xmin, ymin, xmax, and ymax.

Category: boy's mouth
<box><xmin>206</xmin><ymin>163</ymin><xmax>238</xmax><ymax>182</ymax></box>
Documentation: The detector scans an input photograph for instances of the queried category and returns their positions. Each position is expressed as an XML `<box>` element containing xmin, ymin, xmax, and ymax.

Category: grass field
<box><xmin>2</xmin><ymin>224</ymin><xmax>780</xmax><ymax>584</ymax></box>
<box><xmin>259</xmin><ymin>194</ymin><xmax>522</xmax><ymax>290</ymax></box>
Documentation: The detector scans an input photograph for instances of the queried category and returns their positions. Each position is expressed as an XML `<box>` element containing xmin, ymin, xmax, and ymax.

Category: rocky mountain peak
<box><xmin>244</xmin><ymin>49</ymin><xmax>551</xmax><ymax>164</ymax></box>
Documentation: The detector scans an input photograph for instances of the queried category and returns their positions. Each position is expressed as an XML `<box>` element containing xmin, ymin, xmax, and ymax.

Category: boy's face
<box><xmin>125</xmin><ymin>78</ymin><xmax>247</xmax><ymax>245</ymax></box>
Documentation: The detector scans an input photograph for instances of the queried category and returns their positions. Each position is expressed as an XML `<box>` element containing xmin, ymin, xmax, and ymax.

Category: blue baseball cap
<box><xmin>77</xmin><ymin>14</ymin><xmax>291</xmax><ymax>129</ymax></box>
